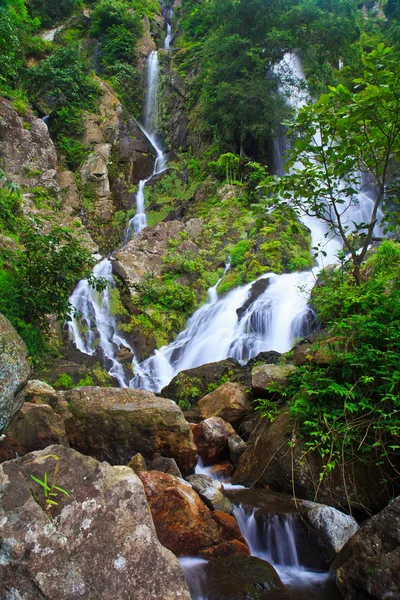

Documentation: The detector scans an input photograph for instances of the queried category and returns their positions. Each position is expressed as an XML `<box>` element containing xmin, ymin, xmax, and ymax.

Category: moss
<box><xmin>109</xmin><ymin>287</ymin><xmax>129</xmax><ymax>317</ymax></box>
<box><xmin>175</xmin><ymin>373</ymin><xmax>202</xmax><ymax>409</ymax></box>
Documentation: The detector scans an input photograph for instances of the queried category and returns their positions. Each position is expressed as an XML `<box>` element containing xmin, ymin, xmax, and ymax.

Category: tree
<box><xmin>266</xmin><ymin>44</ymin><xmax>400</xmax><ymax>284</ymax></box>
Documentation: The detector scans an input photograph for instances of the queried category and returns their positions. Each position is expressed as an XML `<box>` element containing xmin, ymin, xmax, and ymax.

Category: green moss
<box><xmin>109</xmin><ymin>287</ymin><xmax>129</xmax><ymax>317</ymax></box>
<box><xmin>53</xmin><ymin>374</ymin><xmax>74</xmax><ymax>389</ymax></box>
<box><xmin>175</xmin><ymin>373</ymin><xmax>202</xmax><ymax>409</ymax></box>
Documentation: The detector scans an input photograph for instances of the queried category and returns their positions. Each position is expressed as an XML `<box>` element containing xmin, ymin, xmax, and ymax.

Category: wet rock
<box><xmin>247</xmin><ymin>351</ymin><xmax>282</xmax><ymax>369</ymax></box>
<box><xmin>186</xmin><ymin>474</ymin><xmax>233</xmax><ymax>513</ymax></box>
<box><xmin>228</xmin><ymin>434</ymin><xmax>248</xmax><ymax>465</ymax></box>
<box><xmin>62</xmin><ymin>386</ymin><xmax>197</xmax><ymax>475</ymax></box>
<box><xmin>192</xmin><ymin>417</ymin><xmax>236</xmax><ymax>466</ymax></box>
<box><xmin>332</xmin><ymin>495</ymin><xmax>400</xmax><ymax>600</ymax></box>
<box><xmin>0</xmin><ymin>313</ymin><xmax>31</xmax><ymax>431</ymax></box>
<box><xmin>233</xmin><ymin>404</ymin><xmax>398</xmax><ymax>512</ymax></box>
<box><xmin>236</xmin><ymin>278</ymin><xmax>271</xmax><ymax>319</ymax></box>
<box><xmin>238</xmin><ymin>411</ymin><xmax>262</xmax><ymax>441</ymax></box>
<box><xmin>128</xmin><ymin>452</ymin><xmax>148</xmax><ymax>474</ymax></box>
<box><xmin>251</xmin><ymin>363</ymin><xmax>295</xmax><ymax>397</ymax></box>
<box><xmin>304</xmin><ymin>504</ymin><xmax>359</xmax><ymax>565</ymax></box>
<box><xmin>209</xmin><ymin>461</ymin><xmax>236</xmax><ymax>480</ymax></box>
<box><xmin>0</xmin><ymin>445</ymin><xmax>191</xmax><ymax>599</ymax></box>
<box><xmin>205</xmin><ymin>555</ymin><xmax>287</xmax><ymax>599</ymax></box>
<box><xmin>161</xmin><ymin>359</ymin><xmax>251</xmax><ymax>404</ymax></box>
<box><xmin>198</xmin><ymin>383</ymin><xmax>253</xmax><ymax>426</ymax></box>
<box><xmin>149</xmin><ymin>454</ymin><xmax>182</xmax><ymax>478</ymax></box>
<box><xmin>139</xmin><ymin>471</ymin><xmax>249</xmax><ymax>558</ymax></box>
<box><xmin>6</xmin><ymin>402</ymin><xmax>69</xmax><ymax>454</ymax></box>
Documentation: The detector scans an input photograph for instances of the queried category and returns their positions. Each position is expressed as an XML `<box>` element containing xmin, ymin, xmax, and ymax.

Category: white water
<box><xmin>165</xmin><ymin>24</ymin><xmax>172</xmax><ymax>50</ymax></box>
<box><xmin>68</xmin><ymin>258</ymin><xmax>135</xmax><ymax>387</ymax></box>
<box><xmin>144</xmin><ymin>51</ymin><xmax>160</xmax><ymax>133</ymax></box>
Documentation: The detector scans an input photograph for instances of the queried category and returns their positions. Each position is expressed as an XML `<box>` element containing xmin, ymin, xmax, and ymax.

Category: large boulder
<box><xmin>138</xmin><ymin>470</ymin><xmax>249</xmax><ymax>559</ymax></box>
<box><xmin>0</xmin><ymin>445</ymin><xmax>191</xmax><ymax>599</ymax></box>
<box><xmin>161</xmin><ymin>359</ymin><xmax>251</xmax><ymax>403</ymax></box>
<box><xmin>197</xmin><ymin>383</ymin><xmax>253</xmax><ymax>425</ymax></box>
<box><xmin>332</xmin><ymin>496</ymin><xmax>400</xmax><ymax>600</ymax></box>
<box><xmin>186</xmin><ymin>474</ymin><xmax>233</xmax><ymax>513</ymax></box>
<box><xmin>251</xmin><ymin>363</ymin><xmax>295</xmax><ymax>397</ymax></box>
<box><xmin>16</xmin><ymin>379</ymin><xmax>58</xmax><ymax>406</ymax></box>
<box><xmin>233</xmin><ymin>405</ymin><xmax>396</xmax><ymax>512</ymax></box>
<box><xmin>0</xmin><ymin>313</ymin><xmax>31</xmax><ymax>431</ymax></box>
<box><xmin>61</xmin><ymin>387</ymin><xmax>197</xmax><ymax>475</ymax></box>
<box><xmin>6</xmin><ymin>402</ymin><xmax>69</xmax><ymax>454</ymax></box>
<box><xmin>192</xmin><ymin>417</ymin><xmax>236</xmax><ymax>466</ymax></box>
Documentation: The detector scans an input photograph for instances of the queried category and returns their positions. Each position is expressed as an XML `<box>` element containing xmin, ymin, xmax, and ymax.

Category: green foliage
<box><xmin>174</xmin><ymin>373</ymin><xmax>202</xmax><ymax>410</ymax></box>
<box><xmin>27</xmin><ymin>0</ymin><xmax>82</xmax><ymax>28</ymax></box>
<box><xmin>29</xmin><ymin>454</ymin><xmax>70</xmax><ymax>520</ymax></box>
<box><xmin>230</xmin><ymin>240</ymin><xmax>250</xmax><ymax>269</ymax></box>
<box><xmin>0</xmin><ymin>172</ymin><xmax>21</xmax><ymax>232</ymax></box>
<box><xmin>53</xmin><ymin>374</ymin><xmax>74</xmax><ymax>389</ymax></box>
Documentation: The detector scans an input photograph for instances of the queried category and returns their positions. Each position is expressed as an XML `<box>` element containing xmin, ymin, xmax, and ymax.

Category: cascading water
<box><xmin>69</xmin><ymin>49</ymin><xmax>166</xmax><ymax>370</ymax></box>
<box><xmin>68</xmin><ymin>258</ymin><xmax>134</xmax><ymax>387</ymax></box>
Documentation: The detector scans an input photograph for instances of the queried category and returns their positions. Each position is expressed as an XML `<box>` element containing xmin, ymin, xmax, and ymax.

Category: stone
<box><xmin>0</xmin><ymin>434</ymin><xmax>24</xmax><ymax>463</ymax></box>
<box><xmin>128</xmin><ymin>452</ymin><xmax>148</xmax><ymax>473</ymax></box>
<box><xmin>198</xmin><ymin>383</ymin><xmax>253</xmax><ymax>425</ymax></box>
<box><xmin>192</xmin><ymin>417</ymin><xmax>236</xmax><ymax>466</ymax></box>
<box><xmin>209</xmin><ymin>461</ymin><xmax>236</xmax><ymax>480</ymax></box>
<box><xmin>62</xmin><ymin>386</ymin><xmax>197</xmax><ymax>475</ymax></box>
<box><xmin>228</xmin><ymin>434</ymin><xmax>248</xmax><ymax>465</ymax></box>
<box><xmin>186</xmin><ymin>474</ymin><xmax>233</xmax><ymax>513</ymax></box>
<box><xmin>55</xmin><ymin>170</ymin><xmax>80</xmax><ymax>215</ymax></box>
<box><xmin>0</xmin><ymin>97</ymin><xmax>57</xmax><ymax>186</ymax></box>
<box><xmin>0</xmin><ymin>313</ymin><xmax>31</xmax><ymax>431</ymax></box>
<box><xmin>332</xmin><ymin>496</ymin><xmax>400</xmax><ymax>600</ymax></box>
<box><xmin>251</xmin><ymin>363</ymin><xmax>296</xmax><ymax>397</ymax></box>
<box><xmin>16</xmin><ymin>379</ymin><xmax>58</xmax><ymax>406</ymax></box>
<box><xmin>238</xmin><ymin>411</ymin><xmax>262</xmax><ymax>441</ymax></box>
<box><xmin>236</xmin><ymin>278</ymin><xmax>271</xmax><ymax>319</ymax></box>
<box><xmin>204</xmin><ymin>555</ymin><xmax>287</xmax><ymax>600</ymax></box>
<box><xmin>149</xmin><ymin>454</ymin><xmax>182</xmax><ymax>478</ymax></box>
<box><xmin>161</xmin><ymin>359</ymin><xmax>251</xmax><ymax>405</ymax></box>
<box><xmin>138</xmin><ymin>470</ymin><xmax>249</xmax><ymax>558</ymax></box>
<box><xmin>0</xmin><ymin>445</ymin><xmax>191</xmax><ymax>599</ymax></box>
<box><xmin>304</xmin><ymin>504</ymin><xmax>359</xmax><ymax>565</ymax></box>
<box><xmin>233</xmin><ymin>404</ymin><xmax>398</xmax><ymax>513</ymax></box>
<box><xmin>6</xmin><ymin>402</ymin><xmax>69</xmax><ymax>454</ymax></box>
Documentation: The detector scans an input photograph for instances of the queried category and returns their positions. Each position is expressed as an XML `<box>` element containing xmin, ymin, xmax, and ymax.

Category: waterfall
<box><xmin>165</xmin><ymin>24</ymin><xmax>172</xmax><ymax>50</ymax></box>
<box><xmin>67</xmin><ymin>258</ymin><xmax>135</xmax><ymax>387</ymax></box>
<box><xmin>144</xmin><ymin>51</ymin><xmax>160</xmax><ymax>134</ymax></box>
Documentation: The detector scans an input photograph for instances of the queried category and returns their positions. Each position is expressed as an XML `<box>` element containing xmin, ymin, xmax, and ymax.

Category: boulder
<box><xmin>138</xmin><ymin>471</ymin><xmax>249</xmax><ymax>559</ymax></box>
<box><xmin>209</xmin><ymin>461</ymin><xmax>235</xmax><ymax>480</ymax></box>
<box><xmin>161</xmin><ymin>359</ymin><xmax>251</xmax><ymax>404</ymax></box>
<box><xmin>198</xmin><ymin>383</ymin><xmax>253</xmax><ymax>425</ymax></box>
<box><xmin>0</xmin><ymin>313</ymin><xmax>31</xmax><ymax>431</ymax></box>
<box><xmin>6</xmin><ymin>402</ymin><xmax>69</xmax><ymax>454</ymax></box>
<box><xmin>251</xmin><ymin>363</ymin><xmax>296</xmax><ymax>397</ymax></box>
<box><xmin>128</xmin><ymin>452</ymin><xmax>148</xmax><ymax>474</ymax></box>
<box><xmin>233</xmin><ymin>404</ymin><xmax>397</xmax><ymax>512</ymax></box>
<box><xmin>228</xmin><ymin>434</ymin><xmax>247</xmax><ymax>465</ymax></box>
<box><xmin>238</xmin><ymin>411</ymin><xmax>262</xmax><ymax>441</ymax></box>
<box><xmin>192</xmin><ymin>417</ymin><xmax>236</xmax><ymax>466</ymax></box>
<box><xmin>0</xmin><ymin>445</ymin><xmax>191</xmax><ymax>599</ymax></box>
<box><xmin>61</xmin><ymin>386</ymin><xmax>197</xmax><ymax>475</ymax></box>
<box><xmin>332</xmin><ymin>496</ymin><xmax>400</xmax><ymax>600</ymax></box>
<box><xmin>236</xmin><ymin>278</ymin><xmax>271</xmax><ymax>319</ymax></box>
<box><xmin>0</xmin><ymin>435</ymin><xmax>24</xmax><ymax>463</ymax></box>
<box><xmin>149</xmin><ymin>454</ymin><xmax>182</xmax><ymax>478</ymax></box>
<box><xmin>204</xmin><ymin>555</ymin><xmax>287</xmax><ymax>600</ymax></box>
<box><xmin>16</xmin><ymin>379</ymin><xmax>58</xmax><ymax>406</ymax></box>
<box><xmin>186</xmin><ymin>474</ymin><xmax>233</xmax><ymax>513</ymax></box>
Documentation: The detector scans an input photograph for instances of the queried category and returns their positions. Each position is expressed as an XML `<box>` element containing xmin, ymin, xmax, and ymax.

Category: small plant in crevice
<box><xmin>29</xmin><ymin>454</ymin><xmax>70</xmax><ymax>520</ymax></box>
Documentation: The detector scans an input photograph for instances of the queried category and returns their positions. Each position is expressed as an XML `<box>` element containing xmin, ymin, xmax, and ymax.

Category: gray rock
<box><xmin>0</xmin><ymin>445</ymin><xmax>191</xmax><ymax>599</ymax></box>
<box><xmin>149</xmin><ymin>454</ymin><xmax>182</xmax><ymax>478</ymax></box>
<box><xmin>0</xmin><ymin>313</ymin><xmax>31</xmax><ymax>431</ymax></box>
<box><xmin>304</xmin><ymin>504</ymin><xmax>359</xmax><ymax>564</ymax></box>
<box><xmin>332</xmin><ymin>495</ymin><xmax>400</xmax><ymax>600</ymax></box>
<box><xmin>187</xmin><ymin>474</ymin><xmax>233</xmax><ymax>514</ymax></box>
<box><xmin>6</xmin><ymin>402</ymin><xmax>69</xmax><ymax>454</ymax></box>
<box><xmin>228</xmin><ymin>434</ymin><xmax>247</xmax><ymax>465</ymax></box>
<box><xmin>16</xmin><ymin>379</ymin><xmax>58</xmax><ymax>406</ymax></box>
<box><xmin>251</xmin><ymin>363</ymin><xmax>295</xmax><ymax>397</ymax></box>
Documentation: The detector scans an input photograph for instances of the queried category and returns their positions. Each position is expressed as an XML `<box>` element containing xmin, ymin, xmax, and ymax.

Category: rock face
<box><xmin>0</xmin><ymin>313</ymin><xmax>31</xmax><ymax>431</ymax></box>
<box><xmin>62</xmin><ymin>386</ymin><xmax>197</xmax><ymax>475</ymax></box>
<box><xmin>113</xmin><ymin>218</ymin><xmax>203</xmax><ymax>288</ymax></box>
<box><xmin>198</xmin><ymin>383</ymin><xmax>253</xmax><ymax>425</ymax></box>
<box><xmin>251</xmin><ymin>363</ymin><xmax>296</xmax><ymax>397</ymax></box>
<box><xmin>16</xmin><ymin>379</ymin><xmax>58</xmax><ymax>406</ymax></box>
<box><xmin>192</xmin><ymin>417</ymin><xmax>236</xmax><ymax>466</ymax></box>
<box><xmin>305</xmin><ymin>504</ymin><xmax>359</xmax><ymax>565</ymax></box>
<box><xmin>0</xmin><ymin>97</ymin><xmax>57</xmax><ymax>185</ymax></box>
<box><xmin>161</xmin><ymin>359</ymin><xmax>251</xmax><ymax>404</ymax></box>
<box><xmin>139</xmin><ymin>470</ymin><xmax>249</xmax><ymax>559</ymax></box>
<box><xmin>6</xmin><ymin>402</ymin><xmax>69</xmax><ymax>454</ymax></box>
<box><xmin>332</xmin><ymin>496</ymin><xmax>400</xmax><ymax>600</ymax></box>
<box><xmin>233</xmin><ymin>405</ymin><xmax>395</xmax><ymax>512</ymax></box>
<box><xmin>0</xmin><ymin>445</ymin><xmax>191</xmax><ymax>599</ymax></box>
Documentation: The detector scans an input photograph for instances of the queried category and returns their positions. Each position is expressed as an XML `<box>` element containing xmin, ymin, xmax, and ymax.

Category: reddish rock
<box><xmin>6</xmin><ymin>402</ymin><xmax>69</xmax><ymax>453</ymax></box>
<box><xmin>197</xmin><ymin>383</ymin><xmax>253</xmax><ymax>425</ymax></box>
<box><xmin>192</xmin><ymin>417</ymin><xmax>236</xmax><ymax>466</ymax></box>
<box><xmin>210</xmin><ymin>461</ymin><xmax>235</xmax><ymax>479</ymax></box>
<box><xmin>0</xmin><ymin>435</ymin><xmax>24</xmax><ymax>463</ymax></box>
<box><xmin>199</xmin><ymin>539</ymin><xmax>250</xmax><ymax>560</ymax></box>
<box><xmin>139</xmin><ymin>471</ymin><xmax>249</xmax><ymax>558</ymax></box>
<box><xmin>212</xmin><ymin>511</ymin><xmax>247</xmax><ymax>544</ymax></box>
